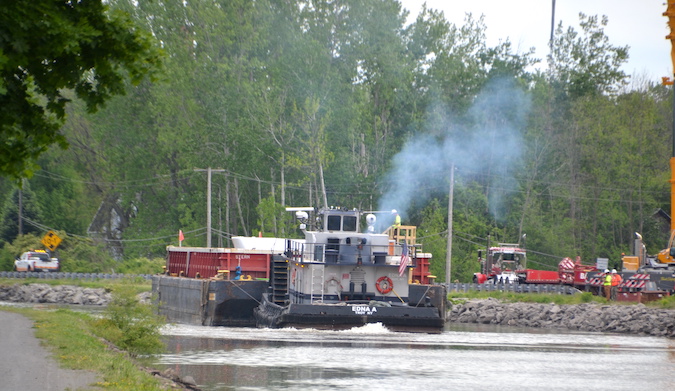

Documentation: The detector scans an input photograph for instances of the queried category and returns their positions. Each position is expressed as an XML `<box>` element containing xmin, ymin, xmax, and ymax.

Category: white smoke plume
<box><xmin>377</xmin><ymin>78</ymin><xmax>531</xmax><ymax>226</ymax></box>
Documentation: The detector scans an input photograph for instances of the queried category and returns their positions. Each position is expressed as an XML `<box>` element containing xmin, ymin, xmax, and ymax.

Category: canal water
<box><xmin>153</xmin><ymin>323</ymin><xmax>675</xmax><ymax>391</ymax></box>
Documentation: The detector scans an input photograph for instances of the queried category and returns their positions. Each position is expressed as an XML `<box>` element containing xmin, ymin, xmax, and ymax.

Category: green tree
<box><xmin>255</xmin><ymin>195</ymin><xmax>297</xmax><ymax>238</ymax></box>
<box><xmin>548</xmin><ymin>13</ymin><xmax>629</xmax><ymax>98</ymax></box>
<box><xmin>418</xmin><ymin>199</ymin><xmax>449</xmax><ymax>281</ymax></box>
<box><xmin>516</xmin><ymin>12</ymin><xmax>633</xmax><ymax>263</ymax></box>
<box><xmin>0</xmin><ymin>0</ymin><xmax>162</xmax><ymax>182</ymax></box>
<box><xmin>0</xmin><ymin>182</ymin><xmax>43</xmax><ymax>243</ymax></box>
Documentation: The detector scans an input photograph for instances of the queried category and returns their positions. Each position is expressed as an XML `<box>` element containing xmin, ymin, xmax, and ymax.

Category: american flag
<box><xmin>399</xmin><ymin>242</ymin><xmax>410</xmax><ymax>276</ymax></box>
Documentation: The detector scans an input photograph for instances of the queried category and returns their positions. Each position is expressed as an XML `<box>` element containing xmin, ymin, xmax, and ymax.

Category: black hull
<box><xmin>254</xmin><ymin>294</ymin><xmax>445</xmax><ymax>333</ymax></box>
<box><xmin>153</xmin><ymin>276</ymin><xmax>267</xmax><ymax>327</ymax></box>
<box><xmin>154</xmin><ymin>275</ymin><xmax>447</xmax><ymax>332</ymax></box>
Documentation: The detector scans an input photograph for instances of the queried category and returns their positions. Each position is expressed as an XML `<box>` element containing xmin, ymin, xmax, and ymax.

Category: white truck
<box><xmin>14</xmin><ymin>250</ymin><xmax>60</xmax><ymax>272</ymax></box>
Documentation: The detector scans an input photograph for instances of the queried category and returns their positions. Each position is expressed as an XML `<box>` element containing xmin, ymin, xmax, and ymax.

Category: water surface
<box><xmin>154</xmin><ymin>323</ymin><xmax>675</xmax><ymax>390</ymax></box>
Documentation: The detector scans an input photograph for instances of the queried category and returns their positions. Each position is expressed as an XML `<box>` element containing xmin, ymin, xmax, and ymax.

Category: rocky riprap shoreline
<box><xmin>0</xmin><ymin>283</ymin><xmax>112</xmax><ymax>305</ymax></box>
<box><xmin>448</xmin><ymin>298</ymin><xmax>675</xmax><ymax>338</ymax></box>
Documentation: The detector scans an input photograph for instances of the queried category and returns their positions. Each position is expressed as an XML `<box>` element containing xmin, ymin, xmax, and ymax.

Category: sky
<box><xmin>399</xmin><ymin>0</ymin><xmax>672</xmax><ymax>83</ymax></box>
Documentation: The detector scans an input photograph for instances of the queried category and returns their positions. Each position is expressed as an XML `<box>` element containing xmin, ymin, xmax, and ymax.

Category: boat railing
<box><xmin>285</xmin><ymin>239</ymin><xmax>305</xmax><ymax>262</ymax></box>
<box><xmin>285</xmin><ymin>240</ymin><xmax>417</xmax><ymax>266</ymax></box>
<box><xmin>384</xmin><ymin>225</ymin><xmax>417</xmax><ymax>245</ymax></box>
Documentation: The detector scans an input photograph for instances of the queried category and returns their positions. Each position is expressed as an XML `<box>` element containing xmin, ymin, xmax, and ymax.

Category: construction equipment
<box><xmin>473</xmin><ymin>243</ymin><xmax>540</xmax><ymax>284</ymax></box>
<box><xmin>616</xmin><ymin>233</ymin><xmax>675</xmax><ymax>294</ymax></box>
<box><xmin>582</xmin><ymin>233</ymin><xmax>674</xmax><ymax>302</ymax></box>
<box><xmin>473</xmin><ymin>242</ymin><xmax>599</xmax><ymax>288</ymax></box>
<box><xmin>654</xmin><ymin>230</ymin><xmax>675</xmax><ymax>265</ymax></box>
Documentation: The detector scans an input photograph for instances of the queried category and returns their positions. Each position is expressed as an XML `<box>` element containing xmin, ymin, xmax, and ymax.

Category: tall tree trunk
<box><xmin>309</xmin><ymin>181</ymin><xmax>313</xmax><ymax>209</ymax></box>
<box><xmin>319</xmin><ymin>161</ymin><xmax>328</xmax><ymax>209</ymax></box>
<box><xmin>218</xmin><ymin>185</ymin><xmax>223</xmax><ymax>247</ymax></box>
<box><xmin>270</xmin><ymin>167</ymin><xmax>277</xmax><ymax>235</ymax></box>
<box><xmin>281</xmin><ymin>152</ymin><xmax>286</xmax><ymax>208</ymax></box>
<box><xmin>235</xmin><ymin>178</ymin><xmax>248</xmax><ymax>236</ymax></box>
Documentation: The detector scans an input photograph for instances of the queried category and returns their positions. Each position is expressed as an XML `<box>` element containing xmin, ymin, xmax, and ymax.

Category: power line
<box><xmin>21</xmin><ymin>217</ymin><xmax>208</xmax><ymax>244</ymax></box>
<box><xmin>32</xmin><ymin>170</ymin><xmax>187</xmax><ymax>187</ymax></box>
<box><xmin>33</xmin><ymin>164</ymin><xmax>670</xmax><ymax>202</ymax></box>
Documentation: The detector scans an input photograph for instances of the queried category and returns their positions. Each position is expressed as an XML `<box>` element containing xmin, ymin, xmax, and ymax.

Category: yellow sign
<box><xmin>41</xmin><ymin>230</ymin><xmax>62</xmax><ymax>251</ymax></box>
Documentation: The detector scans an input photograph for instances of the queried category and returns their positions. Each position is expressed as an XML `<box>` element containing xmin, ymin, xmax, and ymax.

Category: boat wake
<box><xmin>339</xmin><ymin>322</ymin><xmax>392</xmax><ymax>334</ymax></box>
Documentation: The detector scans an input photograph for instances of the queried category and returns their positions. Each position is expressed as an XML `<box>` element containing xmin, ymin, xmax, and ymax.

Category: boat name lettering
<box><xmin>235</xmin><ymin>254</ymin><xmax>251</xmax><ymax>260</ymax></box>
<box><xmin>351</xmin><ymin>306</ymin><xmax>377</xmax><ymax>315</ymax></box>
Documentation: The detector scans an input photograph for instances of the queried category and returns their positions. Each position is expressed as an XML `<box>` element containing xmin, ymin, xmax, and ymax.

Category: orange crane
<box><xmin>657</xmin><ymin>2</ymin><xmax>675</xmax><ymax>265</ymax></box>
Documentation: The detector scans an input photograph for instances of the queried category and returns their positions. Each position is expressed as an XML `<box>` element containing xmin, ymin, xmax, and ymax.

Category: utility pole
<box><xmin>445</xmin><ymin>163</ymin><xmax>454</xmax><ymax>284</ymax></box>
<box><xmin>195</xmin><ymin>167</ymin><xmax>225</xmax><ymax>247</ymax></box>
<box><xmin>549</xmin><ymin>0</ymin><xmax>556</xmax><ymax>49</ymax></box>
<box><xmin>17</xmin><ymin>187</ymin><xmax>23</xmax><ymax>236</ymax></box>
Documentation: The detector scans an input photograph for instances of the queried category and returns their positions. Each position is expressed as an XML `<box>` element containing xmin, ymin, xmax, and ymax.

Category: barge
<box><xmin>153</xmin><ymin>246</ymin><xmax>276</xmax><ymax>327</ymax></box>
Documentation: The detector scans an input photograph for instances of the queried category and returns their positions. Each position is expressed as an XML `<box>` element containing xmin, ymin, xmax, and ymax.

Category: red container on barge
<box><xmin>165</xmin><ymin>245</ymin><xmax>273</xmax><ymax>280</ymax></box>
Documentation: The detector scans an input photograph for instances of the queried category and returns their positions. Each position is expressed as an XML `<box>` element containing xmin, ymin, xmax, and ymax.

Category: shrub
<box><xmin>652</xmin><ymin>295</ymin><xmax>675</xmax><ymax>309</ymax></box>
<box><xmin>58</xmin><ymin>236</ymin><xmax>115</xmax><ymax>273</ymax></box>
<box><xmin>580</xmin><ymin>292</ymin><xmax>594</xmax><ymax>303</ymax></box>
<box><xmin>116</xmin><ymin>257</ymin><xmax>165</xmax><ymax>275</ymax></box>
<box><xmin>91</xmin><ymin>284</ymin><xmax>164</xmax><ymax>356</ymax></box>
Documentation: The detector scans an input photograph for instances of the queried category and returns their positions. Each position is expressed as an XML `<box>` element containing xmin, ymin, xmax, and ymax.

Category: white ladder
<box><xmin>310</xmin><ymin>265</ymin><xmax>325</xmax><ymax>303</ymax></box>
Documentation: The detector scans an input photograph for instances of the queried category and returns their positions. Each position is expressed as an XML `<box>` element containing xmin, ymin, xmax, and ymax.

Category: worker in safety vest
<box><xmin>392</xmin><ymin>209</ymin><xmax>401</xmax><ymax>236</ymax></box>
<box><xmin>603</xmin><ymin>269</ymin><xmax>612</xmax><ymax>300</ymax></box>
<box><xmin>610</xmin><ymin>269</ymin><xmax>622</xmax><ymax>301</ymax></box>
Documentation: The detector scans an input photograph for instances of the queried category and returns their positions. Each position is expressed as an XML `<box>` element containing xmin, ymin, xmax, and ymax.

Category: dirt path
<box><xmin>0</xmin><ymin>310</ymin><xmax>99</xmax><ymax>391</ymax></box>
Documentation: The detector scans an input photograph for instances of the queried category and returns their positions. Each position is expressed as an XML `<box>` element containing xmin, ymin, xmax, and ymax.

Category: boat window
<box><xmin>327</xmin><ymin>215</ymin><xmax>341</xmax><ymax>231</ymax></box>
<box><xmin>343</xmin><ymin>216</ymin><xmax>357</xmax><ymax>232</ymax></box>
<box><xmin>314</xmin><ymin>244</ymin><xmax>324</xmax><ymax>261</ymax></box>
<box><xmin>326</xmin><ymin>238</ymin><xmax>340</xmax><ymax>251</ymax></box>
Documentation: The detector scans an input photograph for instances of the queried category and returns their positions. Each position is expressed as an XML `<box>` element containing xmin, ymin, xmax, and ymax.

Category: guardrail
<box><xmin>445</xmin><ymin>282</ymin><xmax>582</xmax><ymax>295</ymax></box>
<box><xmin>0</xmin><ymin>271</ymin><xmax>153</xmax><ymax>280</ymax></box>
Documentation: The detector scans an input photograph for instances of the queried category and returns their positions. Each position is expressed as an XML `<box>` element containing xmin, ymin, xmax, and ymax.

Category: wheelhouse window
<box><xmin>343</xmin><ymin>216</ymin><xmax>357</xmax><ymax>232</ymax></box>
<box><xmin>327</xmin><ymin>215</ymin><xmax>341</xmax><ymax>231</ymax></box>
<box><xmin>326</xmin><ymin>214</ymin><xmax>358</xmax><ymax>232</ymax></box>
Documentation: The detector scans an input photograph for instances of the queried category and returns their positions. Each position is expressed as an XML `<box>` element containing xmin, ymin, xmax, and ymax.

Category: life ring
<box><xmin>376</xmin><ymin>276</ymin><xmax>393</xmax><ymax>295</ymax></box>
<box><xmin>325</xmin><ymin>277</ymin><xmax>343</xmax><ymax>293</ymax></box>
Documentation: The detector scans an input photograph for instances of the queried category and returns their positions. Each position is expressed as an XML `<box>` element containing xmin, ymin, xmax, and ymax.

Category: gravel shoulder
<box><xmin>0</xmin><ymin>310</ymin><xmax>99</xmax><ymax>391</ymax></box>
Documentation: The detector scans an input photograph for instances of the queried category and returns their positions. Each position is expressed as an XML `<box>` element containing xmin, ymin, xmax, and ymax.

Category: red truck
<box><xmin>473</xmin><ymin>243</ymin><xmax>596</xmax><ymax>288</ymax></box>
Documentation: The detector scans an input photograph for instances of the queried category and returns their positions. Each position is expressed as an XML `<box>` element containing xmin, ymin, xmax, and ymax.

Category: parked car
<box><xmin>14</xmin><ymin>250</ymin><xmax>60</xmax><ymax>272</ymax></box>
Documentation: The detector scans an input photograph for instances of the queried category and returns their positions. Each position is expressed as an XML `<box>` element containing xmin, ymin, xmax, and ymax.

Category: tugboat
<box><xmin>253</xmin><ymin>206</ymin><xmax>446</xmax><ymax>333</ymax></box>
